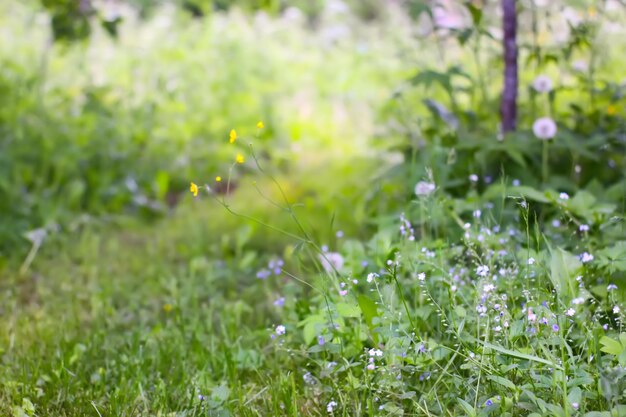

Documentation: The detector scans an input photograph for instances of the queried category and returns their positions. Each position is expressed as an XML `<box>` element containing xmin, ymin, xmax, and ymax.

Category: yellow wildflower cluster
<box><xmin>189</xmin><ymin>121</ymin><xmax>264</xmax><ymax>197</ymax></box>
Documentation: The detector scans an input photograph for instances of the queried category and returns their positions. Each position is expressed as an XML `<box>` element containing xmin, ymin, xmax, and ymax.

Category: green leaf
<box><xmin>599</xmin><ymin>336</ymin><xmax>623</xmax><ymax>356</ymax></box>
<box><xmin>549</xmin><ymin>248</ymin><xmax>581</xmax><ymax>300</ymax></box>
<box><xmin>510</xmin><ymin>186</ymin><xmax>550</xmax><ymax>203</ymax></box>
<box><xmin>478</xmin><ymin>340</ymin><xmax>563</xmax><ymax>370</ymax></box>
<box><xmin>336</xmin><ymin>302</ymin><xmax>361</xmax><ymax>318</ymax></box>
<box><xmin>154</xmin><ymin>170</ymin><xmax>170</xmax><ymax>199</ymax></box>
<box><xmin>211</xmin><ymin>384</ymin><xmax>230</xmax><ymax>403</ymax></box>
<box><xmin>486</xmin><ymin>375</ymin><xmax>517</xmax><ymax>390</ymax></box>
<box><xmin>457</xmin><ymin>398</ymin><xmax>477</xmax><ymax>417</ymax></box>
<box><xmin>357</xmin><ymin>295</ymin><xmax>380</xmax><ymax>344</ymax></box>
<box><xmin>300</xmin><ymin>314</ymin><xmax>326</xmax><ymax>345</ymax></box>
<box><xmin>464</xmin><ymin>2</ymin><xmax>482</xmax><ymax>26</ymax></box>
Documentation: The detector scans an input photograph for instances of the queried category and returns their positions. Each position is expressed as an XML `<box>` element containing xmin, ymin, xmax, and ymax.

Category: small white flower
<box><xmin>366</xmin><ymin>272</ymin><xmax>378</xmax><ymax>283</ymax></box>
<box><xmin>528</xmin><ymin>257</ymin><xmax>535</xmax><ymax>265</ymax></box>
<box><xmin>339</xmin><ymin>290</ymin><xmax>348</xmax><ymax>296</ymax></box>
<box><xmin>483</xmin><ymin>284</ymin><xmax>495</xmax><ymax>293</ymax></box>
<box><xmin>614</xmin><ymin>306</ymin><xmax>621</xmax><ymax>314</ymax></box>
<box><xmin>414</xmin><ymin>181</ymin><xmax>436</xmax><ymax>196</ymax></box>
<box><xmin>559</xmin><ymin>192</ymin><xmax>569</xmax><ymax>200</ymax></box>
<box><xmin>571</xmin><ymin>402</ymin><xmax>579</xmax><ymax>410</ymax></box>
<box><xmin>327</xmin><ymin>400</ymin><xmax>338</xmax><ymax>413</ymax></box>
<box><xmin>608</xmin><ymin>284</ymin><xmax>618</xmax><ymax>291</ymax></box>
<box><xmin>494</xmin><ymin>325</ymin><xmax>502</xmax><ymax>332</ymax></box>
<box><xmin>473</xmin><ymin>210</ymin><xmax>482</xmax><ymax>218</ymax></box>
<box><xmin>417</xmin><ymin>272</ymin><xmax>426</xmax><ymax>281</ymax></box>
<box><xmin>366</xmin><ymin>362</ymin><xmax>376</xmax><ymax>370</ymax></box>
<box><xmin>572</xmin><ymin>297</ymin><xmax>585</xmax><ymax>305</ymax></box>
<box><xmin>275</xmin><ymin>325</ymin><xmax>286</xmax><ymax>335</ymax></box>
<box><xmin>464</xmin><ymin>223</ymin><xmax>471</xmax><ymax>229</ymax></box>
<box><xmin>527</xmin><ymin>309</ymin><xmax>537</xmax><ymax>322</ymax></box>
<box><xmin>579</xmin><ymin>252</ymin><xmax>594</xmax><ymax>263</ymax></box>
<box><xmin>476</xmin><ymin>265</ymin><xmax>490</xmax><ymax>277</ymax></box>
<box><xmin>469</xmin><ymin>174</ymin><xmax>479</xmax><ymax>182</ymax></box>
<box><xmin>450</xmin><ymin>285</ymin><xmax>457</xmax><ymax>292</ymax></box>
<box><xmin>512</xmin><ymin>179</ymin><xmax>520</xmax><ymax>186</ymax></box>
<box><xmin>533</xmin><ymin>117</ymin><xmax>557</xmax><ymax>140</ymax></box>
<box><xmin>368</xmin><ymin>348</ymin><xmax>383</xmax><ymax>357</ymax></box>
<box><xmin>552</xmin><ymin>219</ymin><xmax>561</xmax><ymax>228</ymax></box>
<box><xmin>579</xmin><ymin>224</ymin><xmax>590</xmax><ymax>232</ymax></box>
<box><xmin>565</xmin><ymin>308</ymin><xmax>575</xmax><ymax>317</ymax></box>
<box><xmin>532</xmin><ymin>75</ymin><xmax>553</xmax><ymax>93</ymax></box>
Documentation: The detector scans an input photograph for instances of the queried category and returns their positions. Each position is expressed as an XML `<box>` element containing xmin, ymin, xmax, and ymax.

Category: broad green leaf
<box><xmin>599</xmin><ymin>336</ymin><xmax>623</xmax><ymax>356</ymax></box>
<box><xmin>211</xmin><ymin>384</ymin><xmax>230</xmax><ymax>403</ymax></box>
<box><xmin>300</xmin><ymin>314</ymin><xmax>325</xmax><ymax>345</ymax></box>
<box><xmin>357</xmin><ymin>295</ymin><xmax>380</xmax><ymax>344</ymax></box>
<box><xmin>549</xmin><ymin>248</ymin><xmax>581</xmax><ymax>300</ymax></box>
<box><xmin>336</xmin><ymin>302</ymin><xmax>361</xmax><ymax>318</ymax></box>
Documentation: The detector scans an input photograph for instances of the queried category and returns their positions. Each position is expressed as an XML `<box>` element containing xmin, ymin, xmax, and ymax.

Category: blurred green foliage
<box><xmin>2</xmin><ymin>0</ymin><xmax>625</xmax><ymax>254</ymax></box>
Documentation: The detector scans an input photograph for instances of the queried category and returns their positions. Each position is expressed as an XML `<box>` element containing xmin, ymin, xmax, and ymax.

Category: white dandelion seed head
<box><xmin>532</xmin><ymin>75</ymin><xmax>553</xmax><ymax>93</ymax></box>
<box><xmin>533</xmin><ymin>117</ymin><xmax>557</xmax><ymax>140</ymax></box>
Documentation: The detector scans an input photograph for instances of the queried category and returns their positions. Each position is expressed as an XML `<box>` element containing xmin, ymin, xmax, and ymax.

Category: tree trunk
<box><xmin>501</xmin><ymin>0</ymin><xmax>518</xmax><ymax>133</ymax></box>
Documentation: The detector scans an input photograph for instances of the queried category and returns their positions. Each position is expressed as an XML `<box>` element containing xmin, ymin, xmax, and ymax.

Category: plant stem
<box><xmin>542</xmin><ymin>140</ymin><xmax>549</xmax><ymax>184</ymax></box>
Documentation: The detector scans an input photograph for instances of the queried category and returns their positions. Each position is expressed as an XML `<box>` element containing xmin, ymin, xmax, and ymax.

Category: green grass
<box><xmin>2</xmin><ymin>184</ymin><xmax>626</xmax><ymax>415</ymax></box>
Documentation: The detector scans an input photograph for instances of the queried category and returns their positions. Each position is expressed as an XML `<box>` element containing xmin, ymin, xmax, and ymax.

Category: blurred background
<box><xmin>1</xmin><ymin>1</ymin><xmax>626</xmax><ymax>414</ymax></box>
<box><xmin>1</xmin><ymin>0</ymin><xmax>625</xmax><ymax>259</ymax></box>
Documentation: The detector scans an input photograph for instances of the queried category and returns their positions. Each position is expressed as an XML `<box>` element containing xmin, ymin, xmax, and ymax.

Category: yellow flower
<box><xmin>236</xmin><ymin>153</ymin><xmax>245</xmax><ymax>164</ymax></box>
<box><xmin>229</xmin><ymin>129</ymin><xmax>237</xmax><ymax>143</ymax></box>
<box><xmin>588</xmin><ymin>6</ymin><xmax>596</xmax><ymax>17</ymax></box>
<box><xmin>215</xmin><ymin>176</ymin><xmax>222</xmax><ymax>182</ymax></box>
<box><xmin>163</xmin><ymin>303</ymin><xmax>173</xmax><ymax>313</ymax></box>
<box><xmin>607</xmin><ymin>105</ymin><xmax>617</xmax><ymax>116</ymax></box>
<box><xmin>257</xmin><ymin>121</ymin><xmax>264</xmax><ymax>129</ymax></box>
<box><xmin>190</xmin><ymin>182</ymin><xmax>199</xmax><ymax>197</ymax></box>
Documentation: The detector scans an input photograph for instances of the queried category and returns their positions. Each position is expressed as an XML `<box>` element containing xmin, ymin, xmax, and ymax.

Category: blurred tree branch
<box><xmin>501</xmin><ymin>0</ymin><xmax>518</xmax><ymax>132</ymax></box>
